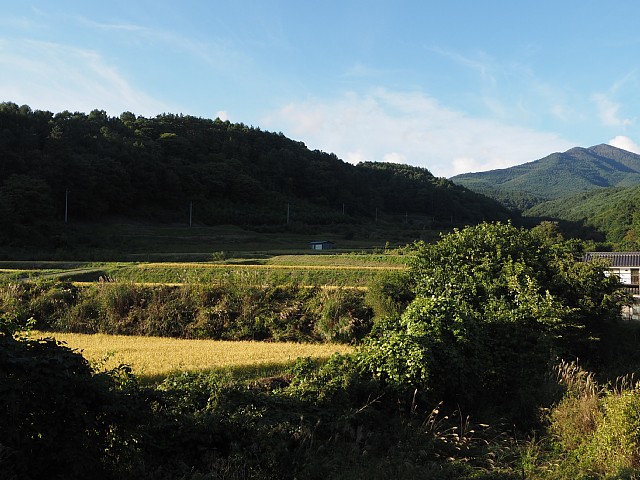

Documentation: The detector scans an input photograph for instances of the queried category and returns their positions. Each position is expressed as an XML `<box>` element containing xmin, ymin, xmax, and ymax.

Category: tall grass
<box><xmin>1</xmin><ymin>279</ymin><xmax>376</xmax><ymax>343</ymax></box>
<box><xmin>545</xmin><ymin>360</ymin><xmax>640</xmax><ymax>478</ymax></box>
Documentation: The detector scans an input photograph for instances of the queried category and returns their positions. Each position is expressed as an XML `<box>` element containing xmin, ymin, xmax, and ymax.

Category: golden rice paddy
<box><xmin>32</xmin><ymin>331</ymin><xmax>353</xmax><ymax>379</ymax></box>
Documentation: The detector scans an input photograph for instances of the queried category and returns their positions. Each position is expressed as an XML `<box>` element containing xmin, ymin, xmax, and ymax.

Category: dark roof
<box><xmin>584</xmin><ymin>252</ymin><xmax>640</xmax><ymax>267</ymax></box>
<box><xmin>309</xmin><ymin>240</ymin><xmax>334</xmax><ymax>245</ymax></box>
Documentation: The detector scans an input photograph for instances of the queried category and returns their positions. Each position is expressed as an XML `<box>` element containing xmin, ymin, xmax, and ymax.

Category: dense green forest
<box><xmin>451</xmin><ymin>144</ymin><xmax>640</xmax><ymax>211</ymax></box>
<box><xmin>525</xmin><ymin>184</ymin><xmax>640</xmax><ymax>248</ymax></box>
<box><xmin>0</xmin><ymin>102</ymin><xmax>510</xmax><ymax>248</ymax></box>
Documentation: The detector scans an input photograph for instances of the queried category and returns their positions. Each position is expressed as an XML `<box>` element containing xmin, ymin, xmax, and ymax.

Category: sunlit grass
<box><xmin>266</xmin><ymin>253</ymin><xmax>411</xmax><ymax>267</ymax></box>
<box><xmin>32</xmin><ymin>331</ymin><xmax>354</xmax><ymax>381</ymax></box>
<box><xmin>100</xmin><ymin>262</ymin><xmax>389</xmax><ymax>286</ymax></box>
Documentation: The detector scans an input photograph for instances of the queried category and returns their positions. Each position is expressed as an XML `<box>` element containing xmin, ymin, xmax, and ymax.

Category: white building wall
<box><xmin>611</xmin><ymin>268</ymin><xmax>632</xmax><ymax>285</ymax></box>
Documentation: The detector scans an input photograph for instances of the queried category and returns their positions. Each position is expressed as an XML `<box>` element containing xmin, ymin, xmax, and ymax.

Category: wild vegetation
<box><xmin>3</xmin><ymin>221</ymin><xmax>640</xmax><ymax>479</ymax></box>
<box><xmin>0</xmin><ymin>280</ymin><xmax>378</xmax><ymax>343</ymax></box>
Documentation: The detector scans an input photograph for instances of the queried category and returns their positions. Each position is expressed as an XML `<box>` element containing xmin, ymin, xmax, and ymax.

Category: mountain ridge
<box><xmin>450</xmin><ymin>144</ymin><xmax>640</xmax><ymax>210</ymax></box>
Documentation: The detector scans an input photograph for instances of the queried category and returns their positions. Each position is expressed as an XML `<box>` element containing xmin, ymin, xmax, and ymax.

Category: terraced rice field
<box><xmin>33</xmin><ymin>331</ymin><xmax>353</xmax><ymax>381</ymax></box>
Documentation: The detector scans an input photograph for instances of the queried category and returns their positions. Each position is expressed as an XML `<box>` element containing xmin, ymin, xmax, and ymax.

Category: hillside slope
<box><xmin>450</xmin><ymin>144</ymin><xmax>640</xmax><ymax>210</ymax></box>
<box><xmin>0</xmin><ymin>102</ymin><xmax>511</xmax><ymax>246</ymax></box>
<box><xmin>525</xmin><ymin>184</ymin><xmax>640</xmax><ymax>247</ymax></box>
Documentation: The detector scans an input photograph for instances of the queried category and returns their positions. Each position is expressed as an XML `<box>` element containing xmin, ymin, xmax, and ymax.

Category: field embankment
<box><xmin>1</xmin><ymin>253</ymin><xmax>413</xmax><ymax>346</ymax></box>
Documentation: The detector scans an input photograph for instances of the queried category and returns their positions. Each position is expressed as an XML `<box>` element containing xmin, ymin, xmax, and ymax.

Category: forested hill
<box><xmin>0</xmin><ymin>102</ymin><xmax>510</xmax><ymax>241</ymax></box>
<box><xmin>450</xmin><ymin>144</ymin><xmax>640</xmax><ymax>211</ymax></box>
<box><xmin>524</xmin><ymin>184</ymin><xmax>640</xmax><ymax>248</ymax></box>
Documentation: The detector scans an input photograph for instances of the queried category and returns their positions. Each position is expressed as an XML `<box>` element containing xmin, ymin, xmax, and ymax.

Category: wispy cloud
<box><xmin>592</xmin><ymin>92</ymin><xmax>633</xmax><ymax>127</ymax></box>
<box><xmin>75</xmin><ymin>16</ymin><xmax>147</xmax><ymax>33</ymax></box>
<box><xmin>0</xmin><ymin>38</ymin><xmax>170</xmax><ymax>115</ymax></box>
<box><xmin>431</xmin><ymin>46</ymin><xmax>497</xmax><ymax>85</ymax></box>
<box><xmin>430</xmin><ymin>45</ymin><xmax>571</xmax><ymax>128</ymax></box>
<box><xmin>591</xmin><ymin>73</ymin><xmax>639</xmax><ymax>128</ymax></box>
<box><xmin>76</xmin><ymin>15</ymin><xmax>241</xmax><ymax>70</ymax></box>
<box><xmin>262</xmin><ymin>88</ymin><xmax>574</xmax><ymax>178</ymax></box>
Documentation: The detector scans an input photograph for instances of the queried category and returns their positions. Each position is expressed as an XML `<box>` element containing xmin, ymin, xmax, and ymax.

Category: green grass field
<box><xmin>0</xmin><ymin>249</ymin><xmax>410</xmax><ymax>287</ymax></box>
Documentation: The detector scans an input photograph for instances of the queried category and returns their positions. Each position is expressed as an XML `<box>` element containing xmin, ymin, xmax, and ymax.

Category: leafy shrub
<box><xmin>312</xmin><ymin>288</ymin><xmax>373</xmax><ymax>344</ymax></box>
<box><xmin>358</xmin><ymin>222</ymin><xmax>625</xmax><ymax>420</ymax></box>
<box><xmin>364</xmin><ymin>269</ymin><xmax>415</xmax><ymax>320</ymax></box>
<box><xmin>0</xmin><ymin>334</ymin><xmax>140</xmax><ymax>479</ymax></box>
<box><xmin>10</xmin><ymin>279</ymin><xmax>374</xmax><ymax>343</ymax></box>
<box><xmin>0</xmin><ymin>281</ymin><xmax>67</xmax><ymax>328</ymax></box>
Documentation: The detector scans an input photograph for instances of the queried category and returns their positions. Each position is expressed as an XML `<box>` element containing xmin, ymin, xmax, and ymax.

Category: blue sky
<box><xmin>2</xmin><ymin>1</ymin><xmax>640</xmax><ymax>177</ymax></box>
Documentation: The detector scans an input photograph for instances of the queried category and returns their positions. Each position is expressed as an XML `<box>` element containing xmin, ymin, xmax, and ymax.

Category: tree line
<box><xmin>0</xmin><ymin>102</ymin><xmax>511</xmax><ymax>244</ymax></box>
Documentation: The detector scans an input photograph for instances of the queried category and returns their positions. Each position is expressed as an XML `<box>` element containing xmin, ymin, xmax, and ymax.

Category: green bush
<box><xmin>312</xmin><ymin>288</ymin><xmax>373</xmax><ymax>344</ymax></box>
<box><xmin>7</xmin><ymin>280</ymin><xmax>374</xmax><ymax>343</ymax></box>
<box><xmin>0</xmin><ymin>334</ymin><xmax>140</xmax><ymax>479</ymax></box>
<box><xmin>364</xmin><ymin>269</ymin><xmax>415</xmax><ymax>320</ymax></box>
<box><xmin>358</xmin><ymin>222</ymin><xmax>624</xmax><ymax>420</ymax></box>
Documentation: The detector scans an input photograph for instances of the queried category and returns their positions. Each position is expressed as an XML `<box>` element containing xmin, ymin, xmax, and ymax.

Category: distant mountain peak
<box><xmin>589</xmin><ymin>143</ymin><xmax>639</xmax><ymax>156</ymax></box>
<box><xmin>450</xmin><ymin>144</ymin><xmax>640</xmax><ymax>211</ymax></box>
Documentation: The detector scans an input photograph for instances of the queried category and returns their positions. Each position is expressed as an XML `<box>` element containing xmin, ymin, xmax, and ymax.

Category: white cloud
<box><xmin>345</xmin><ymin>150</ymin><xmax>368</xmax><ymax>164</ymax></box>
<box><xmin>262</xmin><ymin>88</ymin><xmax>573</xmax><ymax>177</ymax></box>
<box><xmin>215</xmin><ymin>110</ymin><xmax>229</xmax><ymax>121</ymax></box>
<box><xmin>383</xmin><ymin>152</ymin><xmax>406</xmax><ymax>164</ymax></box>
<box><xmin>0</xmin><ymin>38</ymin><xmax>170</xmax><ymax>116</ymax></box>
<box><xmin>609</xmin><ymin>135</ymin><xmax>640</xmax><ymax>154</ymax></box>
<box><xmin>592</xmin><ymin>93</ymin><xmax>632</xmax><ymax>127</ymax></box>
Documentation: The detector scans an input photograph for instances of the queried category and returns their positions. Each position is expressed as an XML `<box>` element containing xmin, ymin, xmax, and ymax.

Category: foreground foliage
<box><xmin>546</xmin><ymin>361</ymin><xmax>640</xmax><ymax>478</ymax></box>
<box><xmin>7</xmin><ymin>329</ymin><xmax>640</xmax><ymax>479</ymax></box>
<box><xmin>3</xmin><ymin>221</ymin><xmax>639</xmax><ymax>478</ymax></box>
<box><xmin>359</xmin><ymin>222</ymin><xmax>624</xmax><ymax>421</ymax></box>
<box><xmin>0</xmin><ymin>333</ymin><xmax>139</xmax><ymax>479</ymax></box>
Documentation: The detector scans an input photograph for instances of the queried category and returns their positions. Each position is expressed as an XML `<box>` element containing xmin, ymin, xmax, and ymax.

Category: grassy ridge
<box><xmin>265</xmin><ymin>252</ymin><xmax>411</xmax><ymax>266</ymax></box>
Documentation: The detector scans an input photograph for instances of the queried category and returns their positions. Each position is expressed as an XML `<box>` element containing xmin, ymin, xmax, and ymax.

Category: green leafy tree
<box><xmin>358</xmin><ymin>222</ymin><xmax>623</xmax><ymax>419</ymax></box>
<box><xmin>0</xmin><ymin>174</ymin><xmax>55</xmax><ymax>243</ymax></box>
